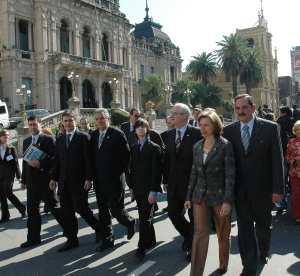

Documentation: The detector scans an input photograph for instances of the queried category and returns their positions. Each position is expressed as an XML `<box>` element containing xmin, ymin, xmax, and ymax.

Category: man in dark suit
<box><xmin>223</xmin><ymin>94</ymin><xmax>284</xmax><ymax>276</ymax></box>
<box><xmin>163</xmin><ymin>103</ymin><xmax>202</xmax><ymax>260</ymax></box>
<box><xmin>90</xmin><ymin>108</ymin><xmax>135</xmax><ymax>252</ymax></box>
<box><xmin>21</xmin><ymin>116</ymin><xmax>63</xmax><ymax>248</ymax></box>
<box><xmin>50</xmin><ymin>111</ymin><xmax>101</xmax><ymax>252</ymax></box>
<box><xmin>120</xmin><ymin>108</ymin><xmax>140</xmax><ymax>143</ymax></box>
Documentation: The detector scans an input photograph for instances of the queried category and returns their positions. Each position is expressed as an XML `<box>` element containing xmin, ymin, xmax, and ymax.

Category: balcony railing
<box><xmin>53</xmin><ymin>53</ymin><xmax>123</xmax><ymax>73</ymax></box>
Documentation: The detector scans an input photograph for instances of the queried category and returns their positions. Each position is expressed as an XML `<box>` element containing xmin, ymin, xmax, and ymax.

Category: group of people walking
<box><xmin>0</xmin><ymin>93</ymin><xmax>291</xmax><ymax>276</ymax></box>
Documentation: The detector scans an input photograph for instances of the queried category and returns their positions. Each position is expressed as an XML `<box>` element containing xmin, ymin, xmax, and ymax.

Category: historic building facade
<box><xmin>0</xmin><ymin>0</ymin><xmax>182</xmax><ymax>113</ymax></box>
<box><xmin>215</xmin><ymin>11</ymin><xmax>279</xmax><ymax>111</ymax></box>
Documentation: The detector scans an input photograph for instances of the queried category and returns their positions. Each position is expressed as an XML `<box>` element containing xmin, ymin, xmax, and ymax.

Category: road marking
<box><xmin>127</xmin><ymin>261</ymin><xmax>156</xmax><ymax>276</ymax></box>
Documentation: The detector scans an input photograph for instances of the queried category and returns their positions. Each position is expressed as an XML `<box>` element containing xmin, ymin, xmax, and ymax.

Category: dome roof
<box><xmin>133</xmin><ymin>19</ymin><xmax>171</xmax><ymax>42</ymax></box>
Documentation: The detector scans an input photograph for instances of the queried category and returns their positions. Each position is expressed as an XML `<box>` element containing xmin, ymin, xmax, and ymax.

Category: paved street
<box><xmin>0</xmin><ymin>180</ymin><xmax>300</xmax><ymax>276</ymax></box>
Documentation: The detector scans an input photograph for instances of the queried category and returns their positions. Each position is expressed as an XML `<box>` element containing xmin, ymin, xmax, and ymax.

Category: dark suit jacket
<box><xmin>223</xmin><ymin>117</ymin><xmax>284</xmax><ymax>199</ymax></box>
<box><xmin>22</xmin><ymin>134</ymin><xmax>55</xmax><ymax>186</ymax></box>
<box><xmin>129</xmin><ymin>140</ymin><xmax>162</xmax><ymax>196</ymax></box>
<box><xmin>186</xmin><ymin>136</ymin><xmax>235</xmax><ymax>206</ymax></box>
<box><xmin>120</xmin><ymin>122</ymin><xmax>132</xmax><ymax>141</ymax></box>
<box><xmin>52</xmin><ymin>130</ymin><xmax>92</xmax><ymax>193</ymax></box>
<box><xmin>0</xmin><ymin>146</ymin><xmax>21</xmax><ymax>183</ymax></box>
<box><xmin>163</xmin><ymin>125</ymin><xmax>202</xmax><ymax>200</ymax></box>
<box><xmin>90</xmin><ymin>127</ymin><xmax>130</xmax><ymax>197</ymax></box>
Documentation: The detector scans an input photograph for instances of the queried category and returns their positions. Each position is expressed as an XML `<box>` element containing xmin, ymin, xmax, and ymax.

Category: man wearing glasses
<box><xmin>163</xmin><ymin>103</ymin><xmax>202</xmax><ymax>261</ymax></box>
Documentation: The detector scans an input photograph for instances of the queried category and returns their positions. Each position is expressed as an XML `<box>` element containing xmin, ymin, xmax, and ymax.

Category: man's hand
<box><xmin>148</xmin><ymin>192</ymin><xmax>157</xmax><ymax>204</ymax></box>
<box><xmin>84</xmin><ymin>180</ymin><xmax>92</xmax><ymax>191</ymax></box>
<box><xmin>272</xmin><ymin>193</ymin><xmax>283</xmax><ymax>204</ymax></box>
<box><xmin>28</xmin><ymin>159</ymin><xmax>40</xmax><ymax>168</ymax></box>
<box><xmin>49</xmin><ymin>180</ymin><xmax>57</xmax><ymax>191</ymax></box>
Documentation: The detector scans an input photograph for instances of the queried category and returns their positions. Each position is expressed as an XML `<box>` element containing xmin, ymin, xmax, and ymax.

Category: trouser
<box><xmin>136</xmin><ymin>195</ymin><xmax>156</xmax><ymax>250</ymax></box>
<box><xmin>168</xmin><ymin>194</ymin><xmax>193</xmax><ymax>248</ymax></box>
<box><xmin>60</xmin><ymin>184</ymin><xmax>100</xmax><ymax>241</ymax></box>
<box><xmin>290</xmin><ymin>176</ymin><xmax>300</xmax><ymax>220</ymax></box>
<box><xmin>235</xmin><ymin>194</ymin><xmax>273</xmax><ymax>274</ymax></box>
<box><xmin>0</xmin><ymin>179</ymin><xmax>25</xmax><ymax>219</ymax></box>
<box><xmin>26</xmin><ymin>182</ymin><xmax>63</xmax><ymax>242</ymax></box>
<box><xmin>95</xmin><ymin>191</ymin><xmax>133</xmax><ymax>240</ymax></box>
<box><xmin>190</xmin><ymin>202</ymin><xmax>231</xmax><ymax>276</ymax></box>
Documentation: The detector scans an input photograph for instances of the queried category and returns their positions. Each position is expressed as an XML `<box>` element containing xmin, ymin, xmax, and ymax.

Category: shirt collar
<box><xmin>177</xmin><ymin>124</ymin><xmax>188</xmax><ymax>137</ymax></box>
<box><xmin>240</xmin><ymin>115</ymin><xmax>255</xmax><ymax>133</ymax></box>
<box><xmin>138</xmin><ymin>137</ymin><xmax>147</xmax><ymax>146</ymax></box>
<box><xmin>98</xmin><ymin>127</ymin><xmax>108</xmax><ymax>136</ymax></box>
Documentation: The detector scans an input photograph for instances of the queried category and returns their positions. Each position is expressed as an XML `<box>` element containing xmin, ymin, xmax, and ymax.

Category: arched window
<box><xmin>102</xmin><ymin>33</ymin><xmax>109</xmax><ymax>61</ymax></box>
<box><xmin>60</xmin><ymin>20</ymin><xmax>69</xmax><ymax>53</ymax></box>
<box><xmin>82</xmin><ymin>26</ymin><xmax>91</xmax><ymax>58</ymax></box>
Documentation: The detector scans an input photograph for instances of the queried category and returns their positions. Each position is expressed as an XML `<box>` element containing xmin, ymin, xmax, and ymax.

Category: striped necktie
<box><xmin>241</xmin><ymin>125</ymin><xmax>250</xmax><ymax>151</ymax></box>
<box><xmin>175</xmin><ymin>129</ymin><xmax>181</xmax><ymax>153</ymax></box>
<box><xmin>98</xmin><ymin>132</ymin><xmax>105</xmax><ymax>149</ymax></box>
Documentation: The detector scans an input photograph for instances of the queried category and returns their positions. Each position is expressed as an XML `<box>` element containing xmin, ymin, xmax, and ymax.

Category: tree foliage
<box><xmin>186</xmin><ymin>52</ymin><xmax>217</xmax><ymax>85</ymax></box>
<box><xmin>141</xmin><ymin>74</ymin><xmax>165</xmax><ymax>108</ymax></box>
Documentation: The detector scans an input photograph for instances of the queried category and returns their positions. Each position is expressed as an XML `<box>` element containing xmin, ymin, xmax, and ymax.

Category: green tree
<box><xmin>240</xmin><ymin>49</ymin><xmax>263</xmax><ymax>94</ymax></box>
<box><xmin>141</xmin><ymin>74</ymin><xmax>164</xmax><ymax>107</ymax></box>
<box><xmin>171</xmin><ymin>80</ymin><xmax>223</xmax><ymax>108</ymax></box>
<box><xmin>217</xmin><ymin>33</ymin><xmax>246</xmax><ymax>97</ymax></box>
<box><xmin>186</xmin><ymin>52</ymin><xmax>217</xmax><ymax>85</ymax></box>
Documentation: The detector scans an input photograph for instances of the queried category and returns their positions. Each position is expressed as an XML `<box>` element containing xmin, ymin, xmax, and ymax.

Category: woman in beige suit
<box><xmin>185</xmin><ymin>111</ymin><xmax>235</xmax><ymax>276</ymax></box>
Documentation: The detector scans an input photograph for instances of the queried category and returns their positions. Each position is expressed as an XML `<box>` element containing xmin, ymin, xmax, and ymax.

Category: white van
<box><xmin>0</xmin><ymin>100</ymin><xmax>9</xmax><ymax>128</ymax></box>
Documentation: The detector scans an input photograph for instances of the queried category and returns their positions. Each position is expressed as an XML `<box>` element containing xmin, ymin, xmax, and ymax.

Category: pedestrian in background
<box><xmin>0</xmin><ymin>130</ymin><xmax>26</xmax><ymax>223</ymax></box>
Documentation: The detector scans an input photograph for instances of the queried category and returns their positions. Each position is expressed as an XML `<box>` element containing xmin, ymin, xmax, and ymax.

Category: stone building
<box><xmin>215</xmin><ymin>9</ymin><xmax>279</xmax><ymax>111</ymax></box>
<box><xmin>0</xmin><ymin>0</ymin><xmax>182</xmax><ymax>114</ymax></box>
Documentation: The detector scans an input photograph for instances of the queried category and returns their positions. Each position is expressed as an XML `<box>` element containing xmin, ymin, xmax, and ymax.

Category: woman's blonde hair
<box><xmin>292</xmin><ymin>120</ymin><xmax>300</xmax><ymax>135</ymax></box>
<box><xmin>198</xmin><ymin>110</ymin><xmax>223</xmax><ymax>136</ymax></box>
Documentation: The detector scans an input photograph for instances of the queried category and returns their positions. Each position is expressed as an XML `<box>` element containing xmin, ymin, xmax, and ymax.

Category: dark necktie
<box><xmin>241</xmin><ymin>125</ymin><xmax>250</xmax><ymax>151</ymax></box>
<box><xmin>66</xmin><ymin>134</ymin><xmax>71</xmax><ymax>148</ymax></box>
<box><xmin>175</xmin><ymin>129</ymin><xmax>181</xmax><ymax>153</ymax></box>
<box><xmin>98</xmin><ymin>132</ymin><xmax>105</xmax><ymax>149</ymax></box>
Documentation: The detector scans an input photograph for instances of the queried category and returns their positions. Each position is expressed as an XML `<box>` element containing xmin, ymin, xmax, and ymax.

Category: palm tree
<box><xmin>216</xmin><ymin>33</ymin><xmax>247</xmax><ymax>97</ymax></box>
<box><xmin>240</xmin><ymin>49</ymin><xmax>263</xmax><ymax>94</ymax></box>
<box><xmin>186</xmin><ymin>52</ymin><xmax>217</xmax><ymax>85</ymax></box>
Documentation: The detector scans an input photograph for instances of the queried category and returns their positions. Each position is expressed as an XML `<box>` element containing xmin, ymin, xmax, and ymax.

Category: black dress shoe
<box><xmin>20</xmin><ymin>240</ymin><xmax>41</xmax><ymax>248</ymax></box>
<box><xmin>209</xmin><ymin>268</ymin><xmax>227</xmax><ymax>275</ymax></box>
<box><xmin>135</xmin><ymin>248</ymin><xmax>146</xmax><ymax>261</ymax></box>
<box><xmin>0</xmin><ymin>217</ymin><xmax>10</xmax><ymax>223</ymax></box>
<box><xmin>240</xmin><ymin>270</ymin><xmax>256</xmax><ymax>276</ymax></box>
<box><xmin>127</xmin><ymin>220</ymin><xmax>135</xmax><ymax>240</ymax></box>
<box><xmin>58</xmin><ymin>239</ymin><xmax>79</xmax><ymax>252</ymax></box>
<box><xmin>96</xmin><ymin>239</ymin><xmax>114</xmax><ymax>252</ymax></box>
<box><xmin>145</xmin><ymin>241</ymin><xmax>157</xmax><ymax>250</ymax></box>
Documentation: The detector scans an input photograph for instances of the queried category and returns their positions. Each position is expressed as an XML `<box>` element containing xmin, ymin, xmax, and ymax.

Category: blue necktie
<box><xmin>241</xmin><ymin>125</ymin><xmax>250</xmax><ymax>151</ymax></box>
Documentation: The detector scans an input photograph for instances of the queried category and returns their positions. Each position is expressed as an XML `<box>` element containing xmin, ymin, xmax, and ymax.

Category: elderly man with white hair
<box><xmin>163</xmin><ymin>103</ymin><xmax>202</xmax><ymax>261</ymax></box>
<box><xmin>90</xmin><ymin>108</ymin><xmax>135</xmax><ymax>252</ymax></box>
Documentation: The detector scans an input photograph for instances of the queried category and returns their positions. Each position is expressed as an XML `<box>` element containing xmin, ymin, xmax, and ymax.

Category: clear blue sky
<box><xmin>120</xmin><ymin>0</ymin><xmax>300</xmax><ymax>76</ymax></box>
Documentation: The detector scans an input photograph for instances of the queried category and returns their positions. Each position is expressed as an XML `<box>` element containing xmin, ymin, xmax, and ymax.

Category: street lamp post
<box><xmin>184</xmin><ymin>88</ymin><xmax>192</xmax><ymax>108</ymax></box>
<box><xmin>16</xmin><ymin>84</ymin><xmax>31</xmax><ymax>128</ymax></box>
<box><xmin>109</xmin><ymin>77</ymin><xmax>121</xmax><ymax>108</ymax></box>
<box><xmin>165</xmin><ymin>85</ymin><xmax>173</xmax><ymax>114</ymax></box>
<box><xmin>67</xmin><ymin>71</ymin><xmax>80</xmax><ymax>120</ymax></box>
<box><xmin>16</xmin><ymin>84</ymin><xmax>31</xmax><ymax>155</ymax></box>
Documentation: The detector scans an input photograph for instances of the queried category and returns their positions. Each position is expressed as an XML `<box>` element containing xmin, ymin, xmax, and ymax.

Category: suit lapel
<box><xmin>177</xmin><ymin>125</ymin><xmax>191</xmax><ymax>154</ymax></box>
<box><xmin>247</xmin><ymin>118</ymin><xmax>262</xmax><ymax>154</ymax></box>
<box><xmin>204</xmin><ymin>138</ymin><xmax>220</xmax><ymax>165</ymax></box>
<box><xmin>99</xmin><ymin>127</ymin><xmax>112</xmax><ymax>149</ymax></box>
<box><xmin>169</xmin><ymin>128</ymin><xmax>176</xmax><ymax>156</ymax></box>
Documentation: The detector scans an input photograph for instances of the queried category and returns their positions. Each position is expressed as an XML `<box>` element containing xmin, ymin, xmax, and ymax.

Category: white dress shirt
<box><xmin>240</xmin><ymin>115</ymin><xmax>255</xmax><ymax>137</ymax></box>
<box><xmin>0</xmin><ymin>144</ymin><xmax>6</xmax><ymax>159</ymax></box>
<box><xmin>176</xmin><ymin>124</ymin><xmax>188</xmax><ymax>142</ymax></box>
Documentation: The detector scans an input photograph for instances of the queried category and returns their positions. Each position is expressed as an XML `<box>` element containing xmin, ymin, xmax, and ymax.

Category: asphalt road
<box><xmin>0</xmin><ymin>181</ymin><xmax>300</xmax><ymax>276</ymax></box>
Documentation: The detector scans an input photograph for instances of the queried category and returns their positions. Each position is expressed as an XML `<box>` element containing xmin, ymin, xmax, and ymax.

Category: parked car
<box><xmin>0</xmin><ymin>100</ymin><xmax>10</xmax><ymax>129</ymax></box>
<box><xmin>9</xmin><ymin>109</ymin><xmax>50</xmax><ymax>129</ymax></box>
